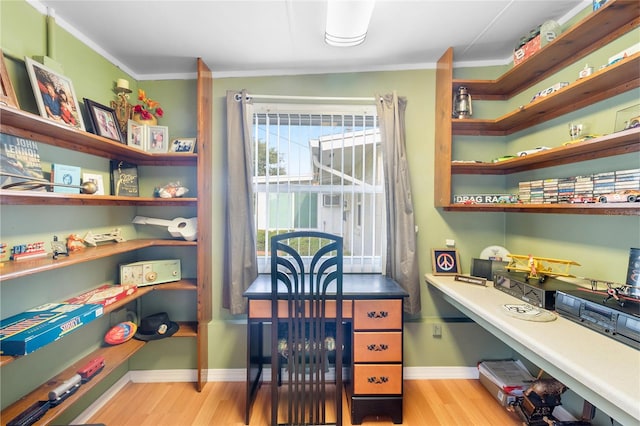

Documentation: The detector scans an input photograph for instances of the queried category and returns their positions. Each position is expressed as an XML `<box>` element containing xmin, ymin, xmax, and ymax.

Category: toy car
<box><xmin>516</xmin><ymin>146</ymin><xmax>551</xmax><ymax>156</ymax></box>
<box><xmin>597</xmin><ymin>190</ymin><xmax>640</xmax><ymax>203</ymax></box>
<box><xmin>492</xmin><ymin>155</ymin><xmax>516</xmax><ymax>163</ymax></box>
<box><xmin>562</xmin><ymin>135</ymin><xmax>599</xmax><ymax>146</ymax></box>
<box><xmin>570</xmin><ymin>196</ymin><xmax>595</xmax><ymax>204</ymax></box>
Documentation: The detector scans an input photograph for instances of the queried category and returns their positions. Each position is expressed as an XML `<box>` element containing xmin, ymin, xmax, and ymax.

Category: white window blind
<box><xmin>251</xmin><ymin>103</ymin><xmax>385</xmax><ymax>273</ymax></box>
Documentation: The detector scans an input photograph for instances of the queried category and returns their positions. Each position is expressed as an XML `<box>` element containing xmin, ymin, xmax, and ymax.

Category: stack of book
<box><xmin>592</xmin><ymin>171</ymin><xmax>616</xmax><ymax>199</ymax></box>
<box><xmin>543</xmin><ymin>178</ymin><xmax>559</xmax><ymax>203</ymax></box>
<box><xmin>574</xmin><ymin>175</ymin><xmax>594</xmax><ymax>200</ymax></box>
<box><xmin>614</xmin><ymin>168</ymin><xmax>640</xmax><ymax>191</ymax></box>
<box><xmin>529</xmin><ymin>180</ymin><xmax>544</xmax><ymax>204</ymax></box>
<box><xmin>518</xmin><ymin>181</ymin><xmax>531</xmax><ymax>203</ymax></box>
<box><xmin>557</xmin><ymin>176</ymin><xmax>576</xmax><ymax>203</ymax></box>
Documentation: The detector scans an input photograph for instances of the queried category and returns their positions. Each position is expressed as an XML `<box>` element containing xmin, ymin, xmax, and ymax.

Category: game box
<box><xmin>64</xmin><ymin>284</ymin><xmax>137</xmax><ymax>307</ymax></box>
<box><xmin>0</xmin><ymin>303</ymin><xmax>104</xmax><ymax>356</ymax></box>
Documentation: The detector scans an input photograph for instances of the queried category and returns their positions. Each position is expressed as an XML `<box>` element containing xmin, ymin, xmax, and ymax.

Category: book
<box><xmin>110</xmin><ymin>160</ymin><xmax>139</xmax><ymax>196</ymax></box>
<box><xmin>0</xmin><ymin>133</ymin><xmax>45</xmax><ymax>190</ymax></box>
<box><xmin>51</xmin><ymin>163</ymin><xmax>81</xmax><ymax>193</ymax></box>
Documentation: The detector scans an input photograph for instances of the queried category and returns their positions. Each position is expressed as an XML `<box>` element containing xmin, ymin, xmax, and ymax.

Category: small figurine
<box><xmin>154</xmin><ymin>182</ymin><xmax>189</xmax><ymax>198</ymax></box>
<box><xmin>67</xmin><ymin>234</ymin><xmax>86</xmax><ymax>252</ymax></box>
<box><xmin>51</xmin><ymin>235</ymin><xmax>69</xmax><ymax>260</ymax></box>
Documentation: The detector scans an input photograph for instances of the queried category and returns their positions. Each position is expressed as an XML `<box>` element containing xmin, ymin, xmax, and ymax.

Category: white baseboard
<box><xmin>72</xmin><ymin>366</ymin><xmax>478</xmax><ymax>423</ymax></box>
<box><xmin>71</xmin><ymin>373</ymin><xmax>131</xmax><ymax>424</ymax></box>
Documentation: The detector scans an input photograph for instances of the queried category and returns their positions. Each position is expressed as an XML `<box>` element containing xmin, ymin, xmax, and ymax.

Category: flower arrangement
<box><xmin>133</xmin><ymin>89</ymin><xmax>164</xmax><ymax>120</ymax></box>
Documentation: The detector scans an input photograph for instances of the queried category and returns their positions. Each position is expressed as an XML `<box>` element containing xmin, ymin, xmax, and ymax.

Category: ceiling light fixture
<box><xmin>325</xmin><ymin>0</ymin><xmax>376</xmax><ymax>47</ymax></box>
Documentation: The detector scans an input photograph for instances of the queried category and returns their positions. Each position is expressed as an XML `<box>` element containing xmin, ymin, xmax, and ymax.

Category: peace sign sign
<box><xmin>432</xmin><ymin>249</ymin><xmax>460</xmax><ymax>275</ymax></box>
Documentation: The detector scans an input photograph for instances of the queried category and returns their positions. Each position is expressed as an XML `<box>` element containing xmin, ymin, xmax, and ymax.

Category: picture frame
<box><xmin>0</xmin><ymin>49</ymin><xmax>19</xmax><ymax>108</ymax></box>
<box><xmin>84</xmin><ymin>98</ymin><xmax>124</xmax><ymax>143</ymax></box>
<box><xmin>169</xmin><ymin>137</ymin><xmax>196</xmax><ymax>153</ymax></box>
<box><xmin>24</xmin><ymin>57</ymin><xmax>85</xmax><ymax>131</ymax></box>
<box><xmin>432</xmin><ymin>248</ymin><xmax>461</xmax><ymax>275</ymax></box>
<box><xmin>127</xmin><ymin>120</ymin><xmax>147</xmax><ymax>151</ymax></box>
<box><xmin>82</xmin><ymin>172</ymin><xmax>105</xmax><ymax>195</ymax></box>
<box><xmin>147</xmin><ymin>125</ymin><xmax>169</xmax><ymax>153</ymax></box>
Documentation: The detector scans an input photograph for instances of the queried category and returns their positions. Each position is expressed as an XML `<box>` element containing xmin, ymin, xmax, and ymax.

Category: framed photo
<box><xmin>170</xmin><ymin>137</ymin><xmax>196</xmax><ymax>153</ymax></box>
<box><xmin>82</xmin><ymin>172</ymin><xmax>105</xmax><ymax>195</ymax></box>
<box><xmin>84</xmin><ymin>98</ymin><xmax>124</xmax><ymax>143</ymax></box>
<box><xmin>24</xmin><ymin>57</ymin><xmax>85</xmax><ymax>131</ymax></box>
<box><xmin>0</xmin><ymin>49</ymin><xmax>19</xmax><ymax>108</ymax></box>
<box><xmin>127</xmin><ymin>120</ymin><xmax>147</xmax><ymax>151</ymax></box>
<box><xmin>432</xmin><ymin>248</ymin><xmax>461</xmax><ymax>275</ymax></box>
<box><xmin>147</xmin><ymin>125</ymin><xmax>169</xmax><ymax>153</ymax></box>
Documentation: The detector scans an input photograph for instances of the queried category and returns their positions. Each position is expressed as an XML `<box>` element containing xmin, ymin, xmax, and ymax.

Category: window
<box><xmin>251</xmin><ymin>103</ymin><xmax>385</xmax><ymax>273</ymax></box>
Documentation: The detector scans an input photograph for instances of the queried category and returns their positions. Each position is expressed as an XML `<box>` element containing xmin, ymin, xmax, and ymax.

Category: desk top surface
<box><xmin>244</xmin><ymin>274</ymin><xmax>408</xmax><ymax>299</ymax></box>
<box><xmin>425</xmin><ymin>273</ymin><xmax>640</xmax><ymax>425</ymax></box>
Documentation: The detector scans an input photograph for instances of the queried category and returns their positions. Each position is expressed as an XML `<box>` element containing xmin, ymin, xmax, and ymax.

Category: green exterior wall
<box><xmin>1</xmin><ymin>2</ymin><xmax>638</xmax><ymax>424</ymax></box>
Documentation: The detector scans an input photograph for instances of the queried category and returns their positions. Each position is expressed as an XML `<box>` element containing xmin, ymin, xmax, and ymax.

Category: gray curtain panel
<box><xmin>377</xmin><ymin>92</ymin><xmax>421</xmax><ymax>314</ymax></box>
<box><xmin>223</xmin><ymin>89</ymin><xmax>258</xmax><ymax>314</ymax></box>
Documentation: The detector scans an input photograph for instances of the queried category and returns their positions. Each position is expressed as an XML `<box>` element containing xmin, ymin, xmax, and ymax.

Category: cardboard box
<box><xmin>64</xmin><ymin>284</ymin><xmax>137</xmax><ymax>307</ymax></box>
<box><xmin>0</xmin><ymin>303</ymin><xmax>104</xmax><ymax>356</ymax></box>
<box><xmin>478</xmin><ymin>360</ymin><xmax>536</xmax><ymax>407</ymax></box>
<box><xmin>514</xmin><ymin>35</ymin><xmax>540</xmax><ymax>66</ymax></box>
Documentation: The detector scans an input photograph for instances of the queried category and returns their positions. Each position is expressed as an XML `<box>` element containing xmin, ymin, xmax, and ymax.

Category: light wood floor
<box><xmin>86</xmin><ymin>379</ymin><xmax>523</xmax><ymax>425</ymax></box>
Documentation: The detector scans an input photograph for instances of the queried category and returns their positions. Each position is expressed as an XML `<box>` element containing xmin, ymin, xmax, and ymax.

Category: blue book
<box><xmin>51</xmin><ymin>163</ymin><xmax>81</xmax><ymax>193</ymax></box>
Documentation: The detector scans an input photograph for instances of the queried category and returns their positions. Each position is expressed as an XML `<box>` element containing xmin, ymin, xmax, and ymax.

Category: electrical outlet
<box><xmin>432</xmin><ymin>324</ymin><xmax>442</xmax><ymax>337</ymax></box>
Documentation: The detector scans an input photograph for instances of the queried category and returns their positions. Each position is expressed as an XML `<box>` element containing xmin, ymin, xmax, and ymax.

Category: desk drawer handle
<box><xmin>367</xmin><ymin>376</ymin><xmax>389</xmax><ymax>385</ymax></box>
<box><xmin>366</xmin><ymin>344</ymin><xmax>389</xmax><ymax>352</ymax></box>
<box><xmin>366</xmin><ymin>311</ymin><xmax>388</xmax><ymax>319</ymax></box>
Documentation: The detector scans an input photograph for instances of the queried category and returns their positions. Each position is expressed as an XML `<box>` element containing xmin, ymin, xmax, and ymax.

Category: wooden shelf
<box><xmin>0</xmin><ymin>239</ymin><xmax>196</xmax><ymax>282</ymax></box>
<box><xmin>434</xmin><ymin>0</ymin><xmax>640</xmax><ymax>213</ymax></box>
<box><xmin>453</xmin><ymin>53</ymin><xmax>640</xmax><ymax>136</ymax></box>
<box><xmin>452</xmin><ymin>127</ymin><xmax>640</xmax><ymax>174</ymax></box>
<box><xmin>443</xmin><ymin>203</ymin><xmax>639</xmax><ymax>216</ymax></box>
<box><xmin>1</xmin><ymin>339</ymin><xmax>146</xmax><ymax>425</ymax></box>
<box><xmin>0</xmin><ymin>105</ymin><xmax>197</xmax><ymax>166</ymax></box>
<box><xmin>0</xmin><ymin>279</ymin><xmax>196</xmax><ymax>367</ymax></box>
<box><xmin>0</xmin><ymin>190</ymin><xmax>197</xmax><ymax>206</ymax></box>
<box><xmin>453</xmin><ymin>0</ymin><xmax>640</xmax><ymax>99</ymax></box>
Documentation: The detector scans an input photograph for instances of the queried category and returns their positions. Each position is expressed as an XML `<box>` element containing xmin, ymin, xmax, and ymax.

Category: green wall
<box><xmin>2</xmin><ymin>1</ymin><xmax>638</xmax><ymax>423</ymax></box>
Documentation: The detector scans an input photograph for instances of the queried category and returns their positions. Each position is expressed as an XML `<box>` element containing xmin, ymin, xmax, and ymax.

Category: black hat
<box><xmin>134</xmin><ymin>312</ymin><xmax>179</xmax><ymax>341</ymax></box>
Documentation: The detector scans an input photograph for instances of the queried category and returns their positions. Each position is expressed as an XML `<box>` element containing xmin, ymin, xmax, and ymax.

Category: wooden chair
<box><xmin>270</xmin><ymin>231</ymin><xmax>343</xmax><ymax>426</ymax></box>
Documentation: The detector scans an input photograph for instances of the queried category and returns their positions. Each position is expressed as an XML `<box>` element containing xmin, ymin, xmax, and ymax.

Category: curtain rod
<box><xmin>235</xmin><ymin>93</ymin><xmax>378</xmax><ymax>103</ymax></box>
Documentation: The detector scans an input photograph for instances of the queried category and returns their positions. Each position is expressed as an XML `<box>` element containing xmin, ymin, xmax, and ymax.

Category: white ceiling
<box><xmin>30</xmin><ymin>0</ymin><xmax>589</xmax><ymax>80</ymax></box>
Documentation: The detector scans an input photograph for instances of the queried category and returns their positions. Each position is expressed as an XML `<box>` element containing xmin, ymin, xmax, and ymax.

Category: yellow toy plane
<box><xmin>506</xmin><ymin>254</ymin><xmax>580</xmax><ymax>283</ymax></box>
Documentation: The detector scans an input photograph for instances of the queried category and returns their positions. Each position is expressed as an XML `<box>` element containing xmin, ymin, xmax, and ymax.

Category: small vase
<box><xmin>132</xmin><ymin>112</ymin><xmax>158</xmax><ymax>126</ymax></box>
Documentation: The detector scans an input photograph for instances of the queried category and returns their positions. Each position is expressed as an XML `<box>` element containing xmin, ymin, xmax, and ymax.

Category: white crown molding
<box><xmin>26</xmin><ymin>0</ymin><xmax>139</xmax><ymax>79</ymax></box>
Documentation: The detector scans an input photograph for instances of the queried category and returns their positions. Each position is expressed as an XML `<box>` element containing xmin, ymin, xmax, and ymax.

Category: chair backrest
<box><xmin>270</xmin><ymin>231</ymin><xmax>343</xmax><ymax>426</ymax></box>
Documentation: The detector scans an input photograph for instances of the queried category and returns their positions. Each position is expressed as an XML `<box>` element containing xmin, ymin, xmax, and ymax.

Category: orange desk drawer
<box><xmin>353</xmin><ymin>299</ymin><xmax>402</xmax><ymax>330</ymax></box>
<box><xmin>248</xmin><ymin>299</ymin><xmax>353</xmax><ymax>319</ymax></box>
<box><xmin>353</xmin><ymin>364</ymin><xmax>403</xmax><ymax>395</ymax></box>
<box><xmin>353</xmin><ymin>331</ymin><xmax>402</xmax><ymax>363</ymax></box>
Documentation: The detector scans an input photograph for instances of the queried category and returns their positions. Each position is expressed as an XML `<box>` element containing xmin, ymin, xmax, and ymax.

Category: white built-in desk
<box><xmin>425</xmin><ymin>273</ymin><xmax>640</xmax><ymax>426</ymax></box>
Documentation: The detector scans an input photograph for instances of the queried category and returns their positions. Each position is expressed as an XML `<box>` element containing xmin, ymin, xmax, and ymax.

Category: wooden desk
<box><xmin>425</xmin><ymin>273</ymin><xmax>640</xmax><ymax>426</ymax></box>
<box><xmin>244</xmin><ymin>274</ymin><xmax>408</xmax><ymax>425</ymax></box>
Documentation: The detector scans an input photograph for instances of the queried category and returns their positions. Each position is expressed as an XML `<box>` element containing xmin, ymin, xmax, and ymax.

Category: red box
<box><xmin>514</xmin><ymin>35</ymin><xmax>541</xmax><ymax>66</ymax></box>
<box><xmin>64</xmin><ymin>284</ymin><xmax>137</xmax><ymax>308</ymax></box>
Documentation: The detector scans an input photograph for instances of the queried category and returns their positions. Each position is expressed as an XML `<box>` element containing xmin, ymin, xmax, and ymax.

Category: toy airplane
<box><xmin>506</xmin><ymin>254</ymin><xmax>580</xmax><ymax>283</ymax></box>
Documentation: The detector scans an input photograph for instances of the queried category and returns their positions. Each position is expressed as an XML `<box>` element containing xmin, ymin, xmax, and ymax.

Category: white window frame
<box><xmin>250</xmin><ymin>102</ymin><xmax>386</xmax><ymax>274</ymax></box>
